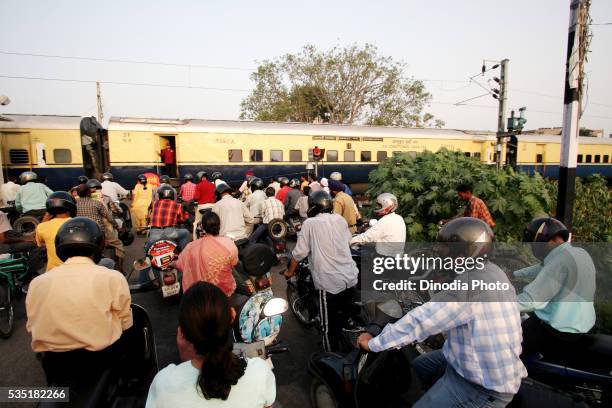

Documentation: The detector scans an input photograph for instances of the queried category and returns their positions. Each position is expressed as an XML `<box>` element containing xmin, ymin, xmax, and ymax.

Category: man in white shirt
<box><xmin>284</xmin><ymin>190</ymin><xmax>359</xmax><ymax>352</ymax></box>
<box><xmin>239</xmin><ymin>170</ymin><xmax>254</xmax><ymax>201</ymax></box>
<box><xmin>100</xmin><ymin>173</ymin><xmax>129</xmax><ymax>202</ymax></box>
<box><xmin>350</xmin><ymin>193</ymin><xmax>406</xmax><ymax>257</ymax></box>
<box><xmin>249</xmin><ymin>187</ymin><xmax>284</xmax><ymax>244</ymax></box>
<box><xmin>268</xmin><ymin>177</ymin><xmax>281</xmax><ymax>194</ymax></box>
<box><xmin>211</xmin><ymin>171</ymin><xmax>226</xmax><ymax>187</ymax></box>
<box><xmin>244</xmin><ymin>177</ymin><xmax>266</xmax><ymax>236</ymax></box>
<box><xmin>212</xmin><ymin>183</ymin><xmax>254</xmax><ymax>240</ymax></box>
<box><xmin>1</xmin><ymin>176</ymin><xmax>19</xmax><ymax>206</ymax></box>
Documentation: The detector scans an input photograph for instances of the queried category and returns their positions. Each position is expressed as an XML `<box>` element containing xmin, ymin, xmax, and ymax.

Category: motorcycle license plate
<box><xmin>161</xmin><ymin>282</ymin><xmax>180</xmax><ymax>297</ymax></box>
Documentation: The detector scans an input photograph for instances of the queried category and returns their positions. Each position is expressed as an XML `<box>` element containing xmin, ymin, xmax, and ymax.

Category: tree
<box><xmin>240</xmin><ymin>44</ymin><xmax>444</xmax><ymax>127</ymax></box>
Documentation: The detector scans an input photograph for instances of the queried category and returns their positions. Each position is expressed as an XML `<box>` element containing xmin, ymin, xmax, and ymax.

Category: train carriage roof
<box><xmin>108</xmin><ymin>116</ymin><xmax>496</xmax><ymax>140</ymax></box>
<box><xmin>0</xmin><ymin>114</ymin><xmax>82</xmax><ymax>130</ymax></box>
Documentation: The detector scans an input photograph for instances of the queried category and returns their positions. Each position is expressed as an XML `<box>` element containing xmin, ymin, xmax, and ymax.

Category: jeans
<box><xmin>413</xmin><ymin>350</ymin><xmax>513</xmax><ymax>408</ymax></box>
<box><xmin>145</xmin><ymin>227</ymin><xmax>190</xmax><ymax>253</ymax></box>
<box><xmin>249</xmin><ymin>223</ymin><xmax>270</xmax><ymax>245</ymax></box>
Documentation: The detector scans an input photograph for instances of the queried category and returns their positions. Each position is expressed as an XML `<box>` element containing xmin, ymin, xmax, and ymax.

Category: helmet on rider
<box><xmin>86</xmin><ymin>178</ymin><xmax>102</xmax><ymax>190</ymax></box>
<box><xmin>46</xmin><ymin>191</ymin><xmax>77</xmax><ymax>217</ymax></box>
<box><xmin>55</xmin><ymin>217</ymin><xmax>105</xmax><ymax>263</ymax></box>
<box><xmin>523</xmin><ymin>217</ymin><xmax>570</xmax><ymax>261</ymax></box>
<box><xmin>307</xmin><ymin>190</ymin><xmax>334</xmax><ymax>218</ymax></box>
<box><xmin>249</xmin><ymin>177</ymin><xmax>264</xmax><ymax>191</ymax></box>
<box><xmin>330</xmin><ymin>171</ymin><xmax>342</xmax><ymax>181</ymax></box>
<box><xmin>375</xmin><ymin>193</ymin><xmax>398</xmax><ymax>217</ymax></box>
<box><xmin>137</xmin><ymin>174</ymin><xmax>147</xmax><ymax>184</ymax></box>
<box><xmin>183</xmin><ymin>173</ymin><xmax>193</xmax><ymax>182</ymax></box>
<box><xmin>19</xmin><ymin>171</ymin><xmax>38</xmax><ymax>184</ymax></box>
<box><xmin>77</xmin><ymin>175</ymin><xmax>88</xmax><ymax>185</ymax></box>
<box><xmin>289</xmin><ymin>178</ymin><xmax>300</xmax><ymax>188</ymax></box>
<box><xmin>278</xmin><ymin>177</ymin><xmax>289</xmax><ymax>187</ymax></box>
<box><xmin>211</xmin><ymin>171</ymin><xmax>222</xmax><ymax>181</ymax></box>
<box><xmin>436</xmin><ymin>217</ymin><xmax>494</xmax><ymax>258</ymax></box>
<box><xmin>102</xmin><ymin>172</ymin><xmax>114</xmax><ymax>181</ymax></box>
<box><xmin>158</xmin><ymin>184</ymin><xmax>176</xmax><ymax>200</ymax></box>
<box><xmin>159</xmin><ymin>175</ymin><xmax>170</xmax><ymax>184</ymax></box>
<box><xmin>196</xmin><ymin>171</ymin><xmax>208</xmax><ymax>182</ymax></box>
<box><xmin>215</xmin><ymin>183</ymin><xmax>233</xmax><ymax>199</ymax></box>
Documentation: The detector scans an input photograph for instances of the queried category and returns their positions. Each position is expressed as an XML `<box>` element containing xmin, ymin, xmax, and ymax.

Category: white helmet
<box><xmin>375</xmin><ymin>193</ymin><xmax>398</xmax><ymax>217</ymax></box>
<box><xmin>330</xmin><ymin>171</ymin><xmax>342</xmax><ymax>181</ymax></box>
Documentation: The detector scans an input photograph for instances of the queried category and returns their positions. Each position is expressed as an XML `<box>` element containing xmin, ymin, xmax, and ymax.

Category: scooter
<box><xmin>39</xmin><ymin>284</ymin><xmax>159</xmax><ymax>408</ymax></box>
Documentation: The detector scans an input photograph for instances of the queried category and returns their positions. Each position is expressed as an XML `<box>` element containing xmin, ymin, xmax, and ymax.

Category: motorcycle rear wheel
<box><xmin>0</xmin><ymin>280</ymin><xmax>15</xmax><ymax>339</ymax></box>
<box><xmin>286</xmin><ymin>283</ymin><xmax>315</xmax><ymax>327</ymax></box>
<box><xmin>13</xmin><ymin>215</ymin><xmax>40</xmax><ymax>237</ymax></box>
<box><xmin>310</xmin><ymin>377</ymin><xmax>338</xmax><ymax>408</ymax></box>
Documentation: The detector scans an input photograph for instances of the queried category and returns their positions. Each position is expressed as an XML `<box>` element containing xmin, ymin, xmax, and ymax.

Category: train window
<box><xmin>473</xmin><ymin>152</ymin><xmax>481</xmax><ymax>159</ymax></box>
<box><xmin>577</xmin><ymin>154</ymin><xmax>583</xmax><ymax>163</ymax></box>
<box><xmin>361</xmin><ymin>151</ymin><xmax>371</xmax><ymax>162</ymax></box>
<box><xmin>289</xmin><ymin>150</ymin><xmax>302</xmax><ymax>162</ymax></box>
<box><xmin>594</xmin><ymin>155</ymin><xmax>601</xmax><ymax>163</ymax></box>
<box><xmin>250</xmin><ymin>149</ymin><xmax>263</xmax><ymax>162</ymax></box>
<box><xmin>327</xmin><ymin>150</ymin><xmax>338</xmax><ymax>162</ymax></box>
<box><xmin>604</xmin><ymin>155</ymin><xmax>609</xmax><ymax>163</ymax></box>
<box><xmin>270</xmin><ymin>150</ymin><xmax>283</xmax><ymax>162</ymax></box>
<box><xmin>408</xmin><ymin>151</ymin><xmax>417</xmax><ymax>158</ymax></box>
<box><xmin>228</xmin><ymin>149</ymin><xmax>242</xmax><ymax>162</ymax></box>
<box><xmin>53</xmin><ymin>149</ymin><xmax>72</xmax><ymax>164</ymax></box>
<box><xmin>376</xmin><ymin>151</ymin><xmax>387</xmax><ymax>161</ymax></box>
<box><xmin>344</xmin><ymin>150</ymin><xmax>355</xmax><ymax>162</ymax></box>
<box><xmin>9</xmin><ymin>149</ymin><xmax>29</xmax><ymax>164</ymax></box>
<box><xmin>586</xmin><ymin>155</ymin><xmax>592</xmax><ymax>163</ymax></box>
<box><xmin>392</xmin><ymin>151</ymin><xmax>402</xmax><ymax>157</ymax></box>
<box><xmin>464</xmin><ymin>152</ymin><xmax>471</xmax><ymax>157</ymax></box>
<box><xmin>536</xmin><ymin>154</ymin><xmax>543</xmax><ymax>163</ymax></box>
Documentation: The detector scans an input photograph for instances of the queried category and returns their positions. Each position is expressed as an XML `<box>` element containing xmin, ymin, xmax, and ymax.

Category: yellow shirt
<box><xmin>35</xmin><ymin>217</ymin><xmax>70</xmax><ymax>271</ymax></box>
<box><xmin>333</xmin><ymin>191</ymin><xmax>357</xmax><ymax>234</ymax></box>
<box><xmin>26</xmin><ymin>257</ymin><xmax>133</xmax><ymax>352</ymax></box>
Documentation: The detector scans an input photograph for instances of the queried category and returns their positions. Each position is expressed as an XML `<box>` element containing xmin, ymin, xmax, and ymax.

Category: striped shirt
<box><xmin>179</xmin><ymin>182</ymin><xmax>197</xmax><ymax>202</ymax></box>
<box><xmin>464</xmin><ymin>196</ymin><xmax>495</xmax><ymax>228</ymax></box>
<box><xmin>262</xmin><ymin>197</ymin><xmax>285</xmax><ymax>224</ymax></box>
<box><xmin>76</xmin><ymin>197</ymin><xmax>117</xmax><ymax>234</ymax></box>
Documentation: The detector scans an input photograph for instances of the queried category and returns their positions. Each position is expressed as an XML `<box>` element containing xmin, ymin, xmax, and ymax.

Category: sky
<box><xmin>1</xmin><ymin>0</ymin><xmax>611</xmax><ymax>135</ymax></box>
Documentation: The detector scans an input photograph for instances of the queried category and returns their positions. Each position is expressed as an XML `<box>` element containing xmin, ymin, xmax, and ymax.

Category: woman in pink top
<box><xmin>175</xmin><ymin>211</ymin><xmax>238</xmax><ymax>296</ymax></box>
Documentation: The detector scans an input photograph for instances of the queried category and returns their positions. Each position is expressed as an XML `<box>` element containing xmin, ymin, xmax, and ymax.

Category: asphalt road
<box><xmin>0</xmin><ymin>235</ymin><xmax>320</xmax><ymax>408</ymax></box>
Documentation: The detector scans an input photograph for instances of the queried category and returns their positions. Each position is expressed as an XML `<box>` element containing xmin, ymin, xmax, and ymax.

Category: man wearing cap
<box><xmin>239</xmin><ymin>170</ymin><xmax>254</xmax><ymax>201</ymax></box>
<box><xmin>330</xmin><ymin>180</ymin><xmax>357</xmax><ymax>234</ymax></box>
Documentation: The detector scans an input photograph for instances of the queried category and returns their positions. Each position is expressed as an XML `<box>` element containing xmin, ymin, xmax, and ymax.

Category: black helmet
<box><xmin>196</xmin><ymin>171</ymin><xmax>208</xmax><ymax>182</ymax></box>
<box><xmin>279</xmin><ymin>177</ymin><xmax>289</xmax><ymax>187</ymax></box>
<box><xmin>437</xmin><ymin>217</ymin><xmax>494</xmax><ymax>258</ymax></box>
<box><xmin>102</xmin><ymin>172</ymin><xmax>113</xmax><ymax>181</ymax></box>
<box><xmin>46</xmin><ymin>191</ymin><xmax>77</xmax><ymax>217</ymax></box>
<box><xmin>183</xmin><ymin>173</ymin><xmax>193</xmax><ymax>182</ymax></box>
<box><xmin>523</xmin><ymin>217</ymin><xmax>570</xmax><ymax>261</ymax></box>
<box><xmin>86</xmin><ymin>178</ymin><xmax>102</xmax><ymax>190</ymax></box>
<box><xmin>250</xmin><ymin>177</ymin><xmax>264</xmax><ymax>191</ymax></box>
<box><xmin>211</xmin><ymin>171</ymin><xmax>222</xmax><ymax>181</ymax></box>
<box><xmin>289</xmin><ymin>178</ymin><xmax>300</xmax><ymax>188</ymax></box>
<box><xmin>215</xmin><ymin>183</ymin><xmax>233</xmax><ymax>198</ymax></box>
<box><xmin>77</xmin><ymin>175</ymin><xmax>88</xmax><ymax>184</ymax></box>
<box><xmin>55</xmin><ymin>217</ymin><xmax>105</xmax><ymax>263</ymax></box>
<box><xmin>158</xmin><ymin>185</ymin><xmax>176</xmax><ymax>200</ymax></box>
<box><xmin>119</xmin><ymin>229</ymin><xmax>134</xmax><ymax>246</ymax></box>
<box><xmin>137</xmin><ymin>174</ymin><xmax>147</xmax><ymax>184</ymax></box>
<box><xmin>20</xmin><ymin>171</ymin><xmax>38</xmax><ymax>184</ymax></box>
<box><xmin>159</xmin><ymin>175</ymin><xmax>170</xmax><ymax>184</ymax></box>
<box><xmin>307</xmin><ymin>190</ymin><xmax>333</xmax><ymax>218</ymax></box>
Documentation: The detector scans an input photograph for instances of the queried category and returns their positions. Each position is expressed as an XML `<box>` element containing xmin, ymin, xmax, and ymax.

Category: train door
<box><xmin>534</xmin><ymin>143</ymin><xmax>546</xmax><ymax>175</ymax></box>
<box><xmin>156</xmin><ymin>134</ymin><xmax>177</xmax><ymax>178</ymax></box>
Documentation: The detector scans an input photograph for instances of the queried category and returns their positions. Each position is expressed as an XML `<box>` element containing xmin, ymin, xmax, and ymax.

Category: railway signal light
<box><xmin>313</xmin><ymin>146</ymin><xmax>325</xmax><ymax>161</ymax></box>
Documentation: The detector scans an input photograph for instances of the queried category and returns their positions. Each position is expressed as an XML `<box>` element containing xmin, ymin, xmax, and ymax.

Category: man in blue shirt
<box><xmin>358</xmin><ymin>218</ymin><xmax>526</xmax><ymax>407</ymax></box>
<box><xmin>515</xmin><ymin>217</ymin><xmax>596</xmax><ymax>357</ymax></box>
<box><xmin>15</xmin><ymin>171</ymin><xmax>53</xmax><ymax>217</ymax></box>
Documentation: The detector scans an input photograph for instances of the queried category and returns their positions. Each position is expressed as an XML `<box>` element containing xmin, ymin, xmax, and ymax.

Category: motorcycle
<box><xmin>109</xmin><ymin>200</ymin><xmax>134</xmax><ymax>246</ymax></box>
<box><xmin>128</xmin><ymin>230</ymin><xmax>181</xmax><ymax>299</ymax></box>
<box><xmin>39</xmin><ymin>284</ymin><xmax>159</xmax><ymax>408</ymax></box>
<box><xmin>12</xmin><ymin>211</ymin><xmax>44</xmax><ymax>237</ymax></box>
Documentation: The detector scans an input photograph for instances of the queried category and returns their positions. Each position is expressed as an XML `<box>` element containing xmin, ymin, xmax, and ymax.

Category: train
<box><xmin>1</xmin><ymin>114</ymin><xmax>611</xmax><ymax>192</ymax></box>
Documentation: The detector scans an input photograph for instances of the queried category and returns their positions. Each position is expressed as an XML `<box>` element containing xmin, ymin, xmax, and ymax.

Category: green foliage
<box><xmin>368</xmin><ymin>149</ymin><xmax>553</xmax><ymax>242</ymax></box>
<box><xmin>240</xmin><ymin>44</ymin><xmax>443</xmax><ymax>128</ymax></box>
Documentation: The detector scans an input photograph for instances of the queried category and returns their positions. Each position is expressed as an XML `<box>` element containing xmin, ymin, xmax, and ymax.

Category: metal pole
<box><xmin>495</xmin><ymin>59</ymin><xmax>509</xmax><ymax>169</ymax></box>
<box><xmin>556</xmin><ymin>0</ymin><xmax>583</xmax><ymax>228</ymax></box>
<box><xmin>96</xmin><ymin>81</ymin><xmax>103</xmax><ymax>124</ymax></box>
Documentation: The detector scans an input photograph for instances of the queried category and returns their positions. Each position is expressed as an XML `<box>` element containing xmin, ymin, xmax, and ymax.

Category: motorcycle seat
<box><xmin>39</xmin><ymin>368</ymin><xmax>113</xmax><ymax>408</ymax></box>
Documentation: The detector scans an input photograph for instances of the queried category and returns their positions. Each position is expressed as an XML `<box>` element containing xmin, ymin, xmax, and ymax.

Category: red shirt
<box><xmin>150</xmin><ymin>199</ymin><xmax>186</xmax><ymax>227</ymax></box>
<box><xmin>193</xmin><ymin>180</ymin><xmax>216</xmax><ymax>205</ymax></box>
<box><xmin>275</xmin><ymin>186</ymin><xmax>291</xmax><ymax>204</ymax></box>
<box><xmin>160</xmin><ymin>148</ymin><xmax>175</xmax><ymax>164</ymax></box>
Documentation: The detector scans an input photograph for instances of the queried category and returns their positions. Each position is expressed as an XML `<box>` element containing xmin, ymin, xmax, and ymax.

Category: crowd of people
<box><xmin>0</xmin><ymin>168</ymin><xmax>597</xmax><ymax>407</ymax></box>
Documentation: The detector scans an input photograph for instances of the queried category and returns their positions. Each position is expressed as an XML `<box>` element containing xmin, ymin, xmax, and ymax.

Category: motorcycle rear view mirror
<box><xmin>263</xmin><ymin>298</ymin><xmax>288</xmax><ymax>318</ymax></box>
<box><xmin>374</xmin><ymin>299</ymin><xmax>403</xmax><ymax>323</ymax></box>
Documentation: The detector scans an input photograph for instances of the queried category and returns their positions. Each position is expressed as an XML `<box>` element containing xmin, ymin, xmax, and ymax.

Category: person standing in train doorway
<box><xmin>160</xmin><ymin>142</ymin><xmax>176</xmax><ymax>178</ymax></box>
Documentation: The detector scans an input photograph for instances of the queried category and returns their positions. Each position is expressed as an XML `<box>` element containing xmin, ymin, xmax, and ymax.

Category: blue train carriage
<box><xmin>106</xmin><ymin>117</ymin><xmax>500</xmax><ymax>192</ymax></box>
<box><xmin>513</xmin><ymin>134</ymin><xmax>612</xmax><ymax>179</ymax></box>
<box><xmin>0</xmin><ymin>114</ymin><xmax>86</xmax><ymax>190</ymax></box>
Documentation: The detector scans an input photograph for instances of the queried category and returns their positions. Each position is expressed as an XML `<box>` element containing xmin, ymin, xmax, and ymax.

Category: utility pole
<box><xmin>557</xmin><ymin>0</ymin><xmax>588</xmax><ymax>228</ymax></box>
<box><xmin>96</xmin><ymin>81</ymin><xmax>104</xmax><ymax>124</ymax></box>
<box><xmin>495</xmin><ymin>59</ymin><xmax>509</xmax><ymax>169</ymax></box>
